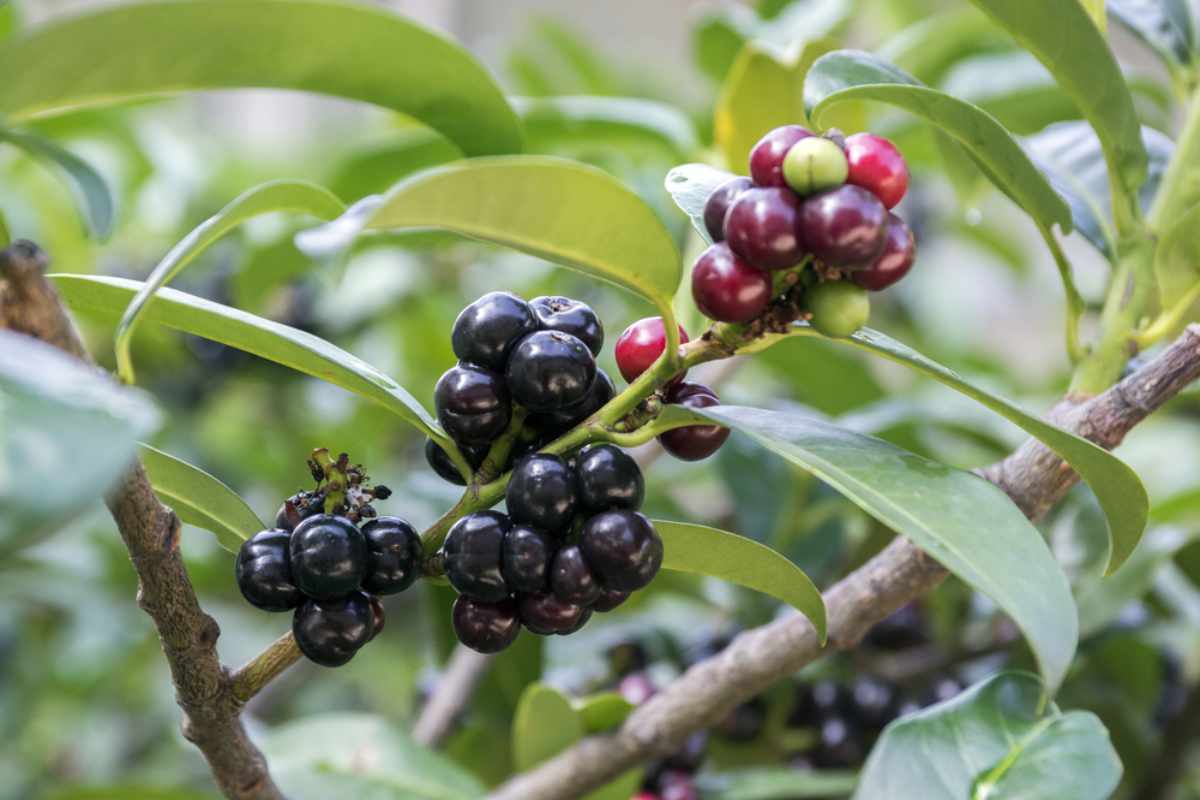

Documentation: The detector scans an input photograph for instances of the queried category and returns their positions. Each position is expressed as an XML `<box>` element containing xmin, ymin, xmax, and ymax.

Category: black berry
<box><xmin>550</xmin><ymin>544</ymin><xmax>602</xmax><ymax>607</ymax></box>
<box><xmin>592</xmin><ymin>587</ymin><xmax>630</xmax><ymax>612</ymax></box>
<box><xmin>579</xmin><ymin>510</ymin><xmax>663</xmax><ymax>591</ymax></box>
<box><xmin>530</xmin><ymin>295</ymin><xmax>604</xmax><ymax>355</ymax></box>
<box><xmin>576</xmin><ymin>444</ymin><xmax>644</xmax><ymax>512</ymax></box>
<box><xmin>235</xmin><ymin>529</ymin><xmax>303</xmax><ymax>611</ymax></box>
<box><xmin>537</xmin><ymin>369</ymin><xmax>616</xmax><ymax>432</ymax></box>
<box><xmin>292</xmin><ymin>591</ymin><xmax>374</xmax><ymax>667</ymax></box>
<box><xmin>274</xmin><ymin>491</ymin><xmax>322</xmax><ymax>532</ymax></box>
<box><xmin>506</xmin><ymin>453</ymin><xmax>578</xmax><ymax>534</ymax></box>
<box><xmin>451</xmin><ymin>291</ymin><xmax>538</xmax><ymax>371</ymax></box>
<box><xmin>434</xmin><ymin>363</ymin><xmax>511</xmax><ymax>446</ymax></box>
<box><xmin>442</xmin><ymin>511</ymin><xmax>510</xmax><ymax>602</ymax></box>
<box><xmin>452</xmin><ymin>595</ymin><xmax>521</xmax><ymax>653</ymax></box>
<box><xmin>518</xmin><ymin>592</ymin><xmax>586</xmax><ymax>635</ymax></box>
<box><xmin>703</xmin><ymin>176</ymin><xmax>753</xmax><ymax>242</ymax></box>
<box><xmin>361</xmin><ymin>516</ymin><xmax>421</xmax><ymax>595</ymax></box>
<box><xmin>501</xmin><ymin>524</ymin><xmax>553</xmax><ymax>594</ymax></box>
<box><xmin>505</xmin><ymin>330</ymin><xmax>596</xmax><ymax>412</ymax></box>
<box><xmin>289</xmin><ymin>515</ymin><xmax>367</xmax><ymax>600</ymax></box>
<box><xmin>658</xmin><ymin>383</ymin><xmax>730</xmax><ymax>461</ymax></box>
<box><xmin>424</xmin><ymin>439</ymin><xmax>488</xmax><ymax>486</ymax></box>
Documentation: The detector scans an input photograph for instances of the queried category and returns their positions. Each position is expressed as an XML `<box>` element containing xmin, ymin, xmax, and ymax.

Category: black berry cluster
<box><xmin>440</xmin><ymin>444</ymin><xmax>661</xmax><ymax>653</ymax></box>
<box><xmin>694</xmin><ymin>126</ymin><xmax>917</xmax><ymax>337</ymax></box>
<box><xmin>427</xmin><ymin>292</ymin><xmax>614</xmax><ymax>484</ymax></box>
<box><xmin>235</xmin><ymin>451</ymin><xmax>421</xmax><ymax>667</ymax></box>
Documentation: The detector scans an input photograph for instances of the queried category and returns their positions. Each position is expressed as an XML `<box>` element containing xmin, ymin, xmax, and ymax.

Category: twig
<box><xmin>413</xmin><ymin>645</ymin><xmax>497</xmax><ymax>746</ymax></box>
<box><xmin>231</xmin><ymin>632</ymin><xmax>303</xmax><ymax>705</ymax></box>
<box><xmin>0</xmin><ymin>241</ymin><xmax>282</xmax><ymax>800</ymax></box>
<box><xmin>488</xmin><ymin>325</ymin><xmax>1200</xmax><ymax>800</ymax></box>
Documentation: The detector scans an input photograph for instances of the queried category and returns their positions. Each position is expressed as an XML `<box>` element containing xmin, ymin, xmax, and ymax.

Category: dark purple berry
<box><xmin>292</xmin><ymin>591</ymin><xmax>374</xmax><ymax>667</ymax></box>
<box><xmin>550</xmin><ymin>544</ymin><xmax>602</xmax><ymax>607</ymax></box>
<box><xmin>501</xmin><ymin>524</ymin><xmax>553</xmax><ymax>594</ymax></box>
<box><xmin>702</xmin><ymin>176</ymin><xmax>753</xmax><ymax>242</ymax></box>
<box><xmin>691</xmin><ymin>242</ymin><xmax>773</xmax><ymax>323</ymax></box>
<box><xmin>442</xmin><ymin>511</ymin><xmax>510</xmax><ymax>602</ymax></box>
<box><xmin>451</xmin><ymin>291</ymin><xmax>538</xmax><ymax>371</ymax></box>
<box><xmin>658</xmin><ymin>383</ymin><xmax>730</xmax><ymax>461</ymax></box>
<box><xmin>575</xmin><ymin>444</ymin><xmax>644</xmax><ymax>512</ymax></box>
<box><xmin>579</xmin><ymin>510</ymin><xmax>663</xmax><ymax>592</ymax></box>
<box><xmin>530</xmin><ymin>295</ymin><xmax>604</xmax><ymax>355</ymax></box>
<box><xmin>799</xmin><ymin>184</ymin><xmax>889</xmax><ymax>268</ymax></box>
<box><xmin>723</xmin><ymin>187</ymin><xmax>805</xmax><ymax>271</ymax></box>
<box><xmin>592</xmin><ymin>588</ymin><xmax>631</xmax><ymax>612</ymax></box>
<box><xmin>236</xmin><ymin>529</ymin><xmax>303</xmax><ymax>611</ymax></box>
<box><xmin>361</xmin><ymin>516</ymin><xmax>421</xmax><ymax>595</ymax></box>
<box><xmin>452</xmin><ymin>595</ymin><xmax>520</xmax><ymax>653</ymax></box>
<box><xmin>289</xmin><ymin>515</ymin><xmax>367</xmax><ymax>600</ymax></box>
<box><xmin>749</xmin><ymin>124</ymin><xmax>814</xmax><ymax>187</ymax></box>
<box><xmin>519</xmin><ymin>592</ymin><xmax>586</xmax><ymax>635</ymax></box>
<box><xmin>434</xmin><ymin>363</ymin><xmax>511</xmax><ymax>446</ymax></box>
<box><xmin>506</xmin><ymin>453</ymin><xmax>578</xmax><ymax>534</ymax></box>
<box><xmin>536</xmin><ymin>369</ymin><xmax>616</xmax><ymax>432</ymax></box>
<box><xmin>424</xmin><ymin>439</ymin><xmax>488</xmax><ymax>486</ymax></box>
<box><xmin>274</xmin><ymin>491</ymin><xmax>323</xmax><ymax>533</ymax></box>
<box><xmin>853</xmin><ymin>212</ymin><xmax>916</xmax><ymax>291</ymax></box>
<box><xmin>506</xmin><ymin>330</ymin><xmax>597</xmax><ymax>412</ymax></box>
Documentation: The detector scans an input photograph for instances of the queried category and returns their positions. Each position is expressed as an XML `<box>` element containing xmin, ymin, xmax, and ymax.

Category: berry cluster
<box><xmin>426</xmin><ymin>292</ymin><xmax>613</xmax><ymax>484</ymax></box>
<box><xmin>694</xmin><ymin>126</ymin><xmax>916</xmax><ymax>337</ymax></box>
<box><xmin>442</xmin><ymin>444</ymin><xmax>661</xmax><ymax>653</ymax></box>
<box><xmin>235</xmin><ymin>452</ymin><xmax>420</xmax><ymax>667</ymax></box>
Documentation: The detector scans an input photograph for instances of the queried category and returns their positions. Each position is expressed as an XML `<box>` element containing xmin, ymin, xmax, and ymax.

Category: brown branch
<box><xmin>490</xmin><ymin>325</ymin><xmax>1200</xmax><ymax>800</ymax></box>
<box><xmin>0</xmin><ymin>242</ymin><xmax>282</xmax><ymax>800</ymax></box>
<box><xmin>413</xmin><ymin>645</ymin><xmax>496</xmax><ymax>746</ymax></box>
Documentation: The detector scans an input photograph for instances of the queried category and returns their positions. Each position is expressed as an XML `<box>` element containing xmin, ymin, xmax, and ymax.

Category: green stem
<box><xmin>477</xmin><ymin>406</ymin><xmax>528</xmax><ymax>484</ymax></box>
<box><xmin>1150</xmin><ymin>87</ymin><xmax>1200</xmax><ymax>233</ymax></box>
<box><xmin>1136</xmin><ymin>279</ymin><xmax>1200</xmax><ymax>348</ymax></box>
<box><xmin>1041</xmin><ymin>227</ymin><xmax>1086</xmax><ymax>363</ymax></box>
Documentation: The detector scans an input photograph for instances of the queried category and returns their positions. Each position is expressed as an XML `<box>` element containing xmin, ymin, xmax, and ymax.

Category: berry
<box><xmin>292</xmin><ymin>591</ymin><xmax>374</xmax><ymax>667</ymax></box>
<box><xmin>844</xmin><ymin>132</ymin><xmax>908</xmax><ymax>209</ymax></box>
<box><xmin>691</xmin><ymin>242</ymin><xmax>773</xmax><ymax>323</ymax></box>
<box><xmin>852</xmin><ymin>212</ymin><xmax>915</xmax><ymax>291</ymax></box>
<box><xmin>501</xmin><ymin>524</ymin><xmax>553</xmax><ymax>594</ymax></box>
<box><xmin>289</xmin><ymin>515</ymin><xmax>367</xmax><ymax>600</ymax></box>
<box><xmin>424</xmin><ymin>439</ymin><xmax>487</xmax><ymax>486</ymax></box>
<box><xmin>575</xmin><ymin>444</ymin><xmax>644</xmax><ymax>512</ymax></box>
<box><xmin>274</xmin><ymin>491</ymin><xmax>322</xmax><ymax>532</ymax></box>
<box><xmin>799</xmin><ymin>184</ymin><xmax>889</xmax><ymax>268</ymax></box>
<box><xmin>451</xmin><ymin>291</ymin><xmax>538</xmax><ymax>371</ymax></box>
<box><xmin>724</xmin><ymin>187</ymin><xmax>805</xmax><ymax>271</ymax></box>
<box><xmin>434</xmin><ymin>363</ymin><xmax>511</xmax><ymax>446</ymax></box>
<box><xmin>864</xmin><ymin>603</ymin><xmax>928</xmax><ymax>650</ymax></box>
<box><xmin>702</xmin><ymin>176</ymin><xmax>753</xmax><ymax>242</ymax></box>
<box><xmin>519</xmin><ymin>592</ymin><xmax>586</xmax><ymax>635</ymax></box>
<box><xmin>442</xmin><ymin>511</ymin><xmax>510</xmax><ymax>602</ymax></box>
<box><xmin>592</xmin><ymin>588</ymin><xmax>631</xmax><ymax>612</ymax></box>
<box><xmin>614</xmin><ymin>317</ymin><xmax>689</xmax><ymax>384</ymax></box>
<box><xmin>235</xmin><ymin>529</ymin><xmax>303</xmax><ymax>611</ymax></box>
<box><xmin>550</xmin><ymin>544</ymin><xmax>603</xmax><ymax>607</ymax></box>
<box><xmin>783</xmin><ymin>136</ymin><xmax>849</xmax><ymax>196</ymax></box>
<box><xmin>658</xmin><ymin>383</ymin><xmax>730</xmax><ymax>461</ymax></box>
<box><xmin>368</xmin><ymin>595</ymin><xmax>386</xmax><ymax>640</ymax></box>
<box><xmin>361</xmin><ymin>516</ymin><xmax>421</xmax><ymax>595</ymax></box>
<box><xmin>530</xmin><ymin>295</ymin><xmax>604</xmax><ymax>356</ymax></box>
<box><xmin>579</xmin><ymin>510</ymin><xmax>663</xmax><ymax>591</ymax></box>
<box><xmin>749</xmin><ymin>124</ymin><xmax>814</xmax><ymax>187</ymax></box>
<box><xmin>506</xmin><ymin>453</ymin><xmax>578</xmax><ymax>534</ymax></box>
<box><xmin>806</xmin><ymin>281</ymin><xmax>870</xmax><ymax>338</ymax></box>
<box><xmin>564</xmin><ymin>608</ymin><xmax>593</xmax><ymax>635</ymax></box>
<box><xmin>506</xmin><ymin>330</ymin><xmax>597</xmax><ymax>412</ymax></box>
<box><xmin>452</xmin><ymin>595</ymin><xmax>521</xmax><ymax>653</ymax></box>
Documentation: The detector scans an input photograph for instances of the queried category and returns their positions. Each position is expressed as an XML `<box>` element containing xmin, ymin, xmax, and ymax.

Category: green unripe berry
<box><xmin>806</xmin><ymin>281</ymin><xmax>870</xmax><ymax>338</ymax></box>
<box><xmin>783</xmin><ymin>137</ymin><xmax>849</xmax><ymax>196</ymax></box>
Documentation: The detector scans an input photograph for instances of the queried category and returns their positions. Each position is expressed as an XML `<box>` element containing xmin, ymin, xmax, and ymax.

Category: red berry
<box><xmin>691</xmin><ymin>243</ymin><xmax>772</xmax><ymax>323</ymax></box>
<box><xmin>844</xmin><ymin>133</ymin><xmax>908</xmax><ymax>209</ymax></box>
<box><xmin>658</xmin><ymin>383</ymin><xmax>730</xmax><ymax>461</ymax></box>
<box><xmin>723</xmin><ymin>187</ymin><xmax>805</xmax><ymax>271</ymax></box>
<box><xmin>749</xmin><ymin>124</ymin><xmax>814</xmax><ymax>187</ymax></box>
<box><xmin>853</xmin><ymin>213</ymin><xmax>915</xmax><ymax>291</ymax></box>
<box><xmin>614</xmin><ymin>317</ymin><xmax>689</xmax><ymax>385</ymax></box>
<box><xmin>702</xmin><ymin>176</ymin><xmax>753</xmax><ymax>242</ymax></box>
<box><xmin>799</xmin><ymin>185</ymin><xmax>889</xmax><ymax>269</ymax></box>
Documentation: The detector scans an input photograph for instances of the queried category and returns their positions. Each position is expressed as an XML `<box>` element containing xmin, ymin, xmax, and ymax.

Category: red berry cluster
<box><xmin>692</xmin><ymin>126</ymin><xmax>917</xmax><ymax>336</ymax></box>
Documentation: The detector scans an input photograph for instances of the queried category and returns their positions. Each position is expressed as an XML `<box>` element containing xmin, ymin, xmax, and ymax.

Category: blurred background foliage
<box><xmin>4</xmin><ymin>0</ymin><xmax>1200</xmax><ymax>798</ymax></box>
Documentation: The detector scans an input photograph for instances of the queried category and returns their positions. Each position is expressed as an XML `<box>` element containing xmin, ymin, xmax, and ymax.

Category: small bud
<box><xmin>783</xmin><ymin>137</ymin><xmax>849</xmax><ymax>196</ymax></box>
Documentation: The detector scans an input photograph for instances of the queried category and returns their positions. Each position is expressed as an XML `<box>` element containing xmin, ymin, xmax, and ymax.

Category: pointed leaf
<box><xmin>655</xmin><ymin>519</ymin><xmax>826</xmax><ymax>641</ymax></box>
<box><xmin>573</xmin><ymin>692</ymin><xmax>634</xmax><ymax>734</ymax></box>
<box><xmin>0</xmin><ymin>127</ymin><xmax>115</xmax><ymax>239</ymax></box>
<box><xmin>514</xmin><ymin>95</ymin><xmax>698</xmax><ymax>158</ymax></box>
<box><xmin>50</xmin><ymin>274</ymin><xmax>447</xmax><ymax>445</ymax></box>
<box><xmin>0</xmin><ymin>0</ymin><xmax>522</xmax><ymax>157</ymax></box>
<box><xmin>298</xmin><ymin>157</ymin><xmax>681</xmax><ymax>323</ymax></box>
<box><xmin>695</xmin><ymin>768</ymin><xmax>859</xmax><ymax>799</ymax></box>
<box><xmin>1108</xmin><ymin>0</ymin><xmax>1197</xmax><ymax>71</ymax></box>
<box><xmin>513</xmin><ymin>683</ymin><xmax>584</xmax><ymax>771</ymax></box>
<box><xmin>113</xmin><ymin>180</ymin><xmax>344</xmax><ymax>384</ymax></box>
<box><xmin>663</xmin><ymin>163</ymin><xmax>739</xmax><ymax>243</ymax></box>
<box><xmin>138</xmin><ymin>444</ymin><xmax>263</xmax><ymax>553</ymax></box>
<box><xmin>681</xmin><ymin>405</ymin><xmax>1078</xmax><ymax>693</ymax></box>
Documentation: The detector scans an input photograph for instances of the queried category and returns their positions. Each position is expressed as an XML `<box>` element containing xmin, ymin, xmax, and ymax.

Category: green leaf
<box><xmin>0</xmin><ymin>0</ymin><xmax>522</xmax><ymax>157</ymax></box>
<box><xmin>1154</xmin><ymin>202</ymin><xmax>1200</xmax><ymax>318</ymax></box>
<box><xmin>573</xmin><ymin>692</ymin><xmax>634</xmax><ymax>733</ymax></box>
<box><xmin>654</xmin><ymin>518</ymin><xmax>827</xmax><ymax>642</ymax></box>
<box><xmin>514</xmin><ymin>95</ymin><xmax>698</xmax><ymax>158</ymax></box>
<box><xmin>683</xmin><ymin>405</ymin><xmax>1078</xmax><ymax>693</ymax></box>
<box><xmin>1108</xmin><ymin>0</ymin><xmax>1197</xmax><ymax>70</ymax></box>
<box><xmin>138</xmin><ymin>444</ymin><xmax>263</xmax><ymax>553</ymax></box>
<box><xmin>695</xmin><ymin>768</ymin><xmax>858</xmax><ymax>799</ymax></box>
<box><xmin>50</xmin><ymin>274</ymin><xmax>447</xmax><ymax>445</ymax></box>
<box><xmin>114</xmin><ymin>180</ymin><xmax>345</xmax><ymax>384</ymax></box>
<box><xmin>963</xmin><ymin>0</ymin><xmax>1148</xmax><ymax>214</ymax></box>
<box><xmin>663</xmin><ymin>163</ymin><xmax>738</xmax><ymax>244</ymax></box>
<box><xmin>0</xmin><ymin>210</ymin><xmax>9</xmax><ymax>248</ymax></box>
<box><xmin>0</xmin><ymin>2</ymin><xmax>18</xmax><ymax>41</ymax></box>
<box><xmin>804</xmin><ymin>50</ymin><xmax>1072</xmax><ymax>234</ymax></box>
<box><xmin>856</xmin><ymin>673</ymin><xmax>1121</xmax><ymax>800</ymax></box>
<box><xmin>748</xmin><ymin>324</ymin><xmax>1148</xmax><ymax>574</ymax></box>
<box><xmin>0</xmin><ymin>126</ymin><xmax>115</xmax><ymax>239</ymax></box>
<box><xmin>512</xmin><ymin>683</ymin><xmax>584</xmax><ymax>772</ymax></box>
<box><xmin>0</xmin><ymin>331</ymin><xmax>159</xmax><ymax>553</ymax></box>
<box><xmin>298</xmin><ymin>157</ymin><xmax>681</xmax><ymax>323</ymax></box>
<box><xmin>329</xmin><ymin>131</ymin><xmax>461</xmax><ymax>202</ymax></box>
<box><xmin>1075</xmin><ymin>526</ymin><xmax>1195</xmax><ymax>636</ymax></box>
<box><xmin>940</xmin><ymin>51</ymin><xmax>1076</xmax><ymax>136</ymax></box>
<box><xmin>878</xmin><ymin>7</ymin><xmax>1011</xmax><ymax>84</ymax></box>
<box><xmin>1083</xmin><ymin>0</ymin><xmax>1107</xmax><ymax>31</ymax></box>
<box><xmin>693</xmin><ymin>0</ymin><xmax>854</xmax><ymax>82</ymax></box>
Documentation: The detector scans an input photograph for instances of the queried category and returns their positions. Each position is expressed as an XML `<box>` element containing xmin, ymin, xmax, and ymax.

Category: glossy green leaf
<box><xmin>328</xmin><ymin>131</ymin><xmax>461</xmax><ymax>202</ymax></box>
<box><xmin>804</xmin><ymin>50</ymin><xmax>1072</xmax><ymax>233</ymax></box>
<box><xmin>513</xmin><ymin>683</ymin><xmax>584</xmax><ymax>772</ymax></box>
<box><xmin>298</xmin><ymin>157</ymin><xmax>681</xmax><ymax>323</ymax></box>
<box><xmin>940</xmin><ymin>51</ymin><xmax>1075</xmax><ymax>136</ymax></box>
<box><xmin>696</xmin><ymin>768</ymin><xmax>858</xmax><ymax>799</ymax></box>
<box><xmin>1155</xmin><ymin>202</ymin><xmax>1200</xmax><ymax>317</ymax></box>
<box><xmin>684</xmin><ymin>404</ymin><xmax>1077</xmax><ymax>693</ymax></box>
<box><xmin>1108</xmin><ymin>0</ymin><xmax>1197</xmax><ymax>69</ymax></box>
<box><xmin>115</xmin><ymin>180</ymin><xmax>344</xmax><ymax>385</ymax></box>
<box><xmin>573</xmin><ymin>692</ymin><xmax>634</xmax><ymax>733</ymax></box>
<box><xmin>748</xmin><ymin>324</ymin><xmax>1148</xmax><ymax>574</ymax></box>
<box><xmin>0</xmin><ymin>331</ymin><xmax>159</xmax><ymax>553</ymax></box>
<box><xmin>963</xmin><ymin>0</ymin><xmax>1148</xmax><ymax>209</ymax></box>
<box><xmin>856</xmin><ymin>672</ymin><xmax>1121</xmax><ymax>800</ymax></box>
<box><xmin>1083</xmin><ymin>0</ymin><xmax>1108</xmax><ymax>31</ymax></box>
<box><xmin>878</xmin><ymin>7</ymin><xmax>1011</xmax><ymax>84</ymax></box>
<box><xmin>663</xmin><ymin>163</ymin><xmax>738</xmax><ymax>244</ymax></box>
<box><xmin>0</xmin><ymin>0</ymin><xmax>522</xmax><ymax>157</ymax></box>
<box><xmin>654</xmin><ymin>518</ymin><xmax>827</xmax><ymax>641</ymax></box>
<box><xmin>138</xmin><ymin>444</ymin><xmax>263</xmax><ymax>554</ymax></box>
<box><xmin>50</xmin><ymin>274</ymin><xmax>447</xmax><ymax>445</ymax></box>
<box><xmin>0</xmin><ymin>127</ymin><xmax>115</xmax><ymax>239</ymax></box>
<box><xmin>514</xmin><ymin>95</ymin><xmax>697</xmax><ymax>158</ymax></box>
